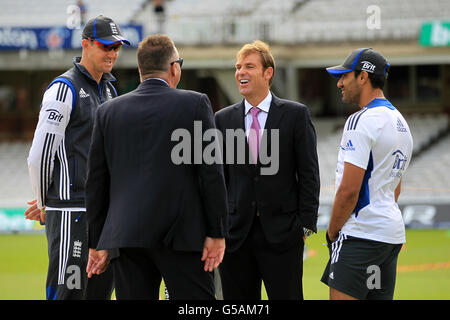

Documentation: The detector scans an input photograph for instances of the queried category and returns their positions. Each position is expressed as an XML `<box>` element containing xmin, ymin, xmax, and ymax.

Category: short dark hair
<box><xmin>137</xmin><ymin>35</ymin><xmax>176</xmax><ymax>76</ymax></box>
<box><xmin>354</xmin><ymin>69</ymin><xmax>387</xmax><ymax>90</ymax></box>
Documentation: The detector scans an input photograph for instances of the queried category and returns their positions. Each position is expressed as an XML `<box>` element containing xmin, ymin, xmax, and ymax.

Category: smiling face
<box><xmin>337</xmin><ymin>71</ymin><xmax>361</xmax><ymax>106</ymax></box>
<box><xmin>235</xmin><ymin>52</ymin><xmax>273</xmax><ymax>106</ymax></box>
<box><xmin>81</xmin><ymin>39</ymin><xmax>121</xmax><ymax>82</ymax></box>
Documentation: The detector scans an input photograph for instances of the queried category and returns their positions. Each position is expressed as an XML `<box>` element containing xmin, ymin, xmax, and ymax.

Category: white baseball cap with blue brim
<box><xmin>326</xmin><ymin>48</ymin><xmax>390</xmax><ymax>78</ymax></box>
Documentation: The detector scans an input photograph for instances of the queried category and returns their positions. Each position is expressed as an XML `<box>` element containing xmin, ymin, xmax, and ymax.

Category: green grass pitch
<box><xmin>0</xmin><ymin>229</ymin><xmax>449</xmax><ymax>300</ymax></box>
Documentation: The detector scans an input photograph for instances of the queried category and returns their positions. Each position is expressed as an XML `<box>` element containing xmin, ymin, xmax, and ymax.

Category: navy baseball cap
<box><xmin>82</xmin><ymin>15</ymin><xmax>130</xmax><ymax>45</ymax></box>
<box><xmin>326</xmin><ymin>48</ymin><xmax>390</xmax><ymax>78</ymax></box>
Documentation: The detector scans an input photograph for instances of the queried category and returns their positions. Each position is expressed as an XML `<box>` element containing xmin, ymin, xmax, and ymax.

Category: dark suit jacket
<box><xmin>214</xmin><ymin>93</ymin><xmax>320</xmax><ymax>252</ymax></box>
<box><xmin>86</xmin><ymin>79</ymin><xmax>228</xmax><ymax>252</ymax></box>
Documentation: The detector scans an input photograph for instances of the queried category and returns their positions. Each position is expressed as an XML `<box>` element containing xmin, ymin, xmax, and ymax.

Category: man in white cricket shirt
<box><xmin>321</xmin><ymin>48</ymin><xmax>413</xmax><ymax>300</ymax></box>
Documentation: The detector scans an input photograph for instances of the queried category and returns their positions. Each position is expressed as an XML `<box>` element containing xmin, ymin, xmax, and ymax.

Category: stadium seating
<box><xmin>0</xmin><ymin>0</ymin><xmax>146</xmax><ymax>26</ymax></box>
<box><xmin>2</xmin><ymin>0</ymin><xmax>449</xmax><ymax>45</ymax></box>
<box><xmin>0</xmin><ymin>141</ymin><xmax>33</xmax><ymax>207</ymax></box>
<box><xmin>401</xmin><ymin>134</ymin><xmax>450</xmax><ymax>203</ymax></box>
<box><xmin>407</xmin><ymin>113</ymin><xmax>449</xmax><ymax>154</ymax></box>
<box><xmin>1</xmin><ymin>113</ymin><xmax>447</xmax><ymax>207</ymax></box>
<box><xmin>135</xmin><ymin>0</ymin><xmax>450</xmax><ymax>44</ymax></box>
<box><xmin>0</xmin><ymin>0</ymin><xmax>449</xmax><ymax>208</ymax></box>
<box><xmin>315</xmin><ymin>113</ymin><xmax>450</xmax><ymax>204</ymax></box>
<box><xmin>315</xmin><ymin>118</ymin><xmax>345</xmax><ymax>203</ymax></box>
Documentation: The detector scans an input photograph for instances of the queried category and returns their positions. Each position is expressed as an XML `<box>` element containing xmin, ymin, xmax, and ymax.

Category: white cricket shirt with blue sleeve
<box><xmin>335</xmin><ymin>98</ymin><xmax>413</xmax><ymax>244</ymax></box>
<box><xmin>27</xmin><ymin>82</ymin><xmax>72</xmax><ymax>210</ymax></box>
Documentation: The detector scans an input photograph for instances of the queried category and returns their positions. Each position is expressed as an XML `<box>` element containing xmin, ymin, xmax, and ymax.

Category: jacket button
<box><xmin>256</xmin><ymin>211</ymin><xmax>260</xmax><ymax>216</ymax></box>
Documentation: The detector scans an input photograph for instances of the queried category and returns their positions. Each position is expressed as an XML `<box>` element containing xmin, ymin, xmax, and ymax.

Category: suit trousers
<box><xmin>112</xmin><ymin>246</ymin><xmax>215</xmax><ymax>300</ymax></box>
<box><xmin>219</xmin><ymin>216</ymin><xmax>304</xmax><ymax>300</ymax></box>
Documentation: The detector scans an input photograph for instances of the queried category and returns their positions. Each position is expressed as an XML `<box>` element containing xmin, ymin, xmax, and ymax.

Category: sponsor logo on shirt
<box><xmin>397</xmin><ymin>118</ymin><xmax>407</xmax><ymax>132</ymax></box>
<box><xmin>390</xmin><ymin>149</ymin><xmax>408</xmax><ymax>177</ymax></box>
<box><xmin>345</xmin><ymin>139</ymin><xmax>355</xmax><ymax>151</ymax></box>
<box><xmin>45</xmin><ymin>108</ymin><xmax>63</xmax><ymax>125</ymax></box>
<box><xmin>79</xmin><ymin>88</ymin><xmax>90</xmax><ymax>98</ymax></box>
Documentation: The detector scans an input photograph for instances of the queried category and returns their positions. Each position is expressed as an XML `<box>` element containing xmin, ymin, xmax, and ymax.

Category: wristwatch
<box><xmin>303</xmin><ymin>227</ymin><xmax>314</xmax><ymax>238</ymax></box>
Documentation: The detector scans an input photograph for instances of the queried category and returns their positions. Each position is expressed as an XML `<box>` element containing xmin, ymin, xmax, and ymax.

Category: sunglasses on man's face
<box><xmin>170</xmin><ymin>58</ymin><xmax>183</xmax><ymax>68</ymax></box>
<box><xmin>88</xmin><ymin>38</ymin><xmax>122</xmax><ymax>52</ymax></box>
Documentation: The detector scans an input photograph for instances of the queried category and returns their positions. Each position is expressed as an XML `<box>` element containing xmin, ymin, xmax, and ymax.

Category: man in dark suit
<box><xmin>215</xmin><ymin>40</ymin><xmax>320</xmax><ymax>300</ymax></box>
<box><xmin>85</xmin><ymin>35</ymin><xmax>228</xmax><ymax>300</ymax></box>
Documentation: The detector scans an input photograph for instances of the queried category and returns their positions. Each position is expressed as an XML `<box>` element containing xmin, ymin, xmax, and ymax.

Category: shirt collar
<box><xmin>144</xmin><ymin>77</ymin><xmax>169</xmax><ymax>87</ymax></box>
<box><xmin>245</xmin><ymin>91</ymin><xmax>272</xmax><ymax>115</ymax></box>
<box><xmin>364</xmin><ymin>98</ymin><xmax>395</xmax><ymax>110</ymax></box>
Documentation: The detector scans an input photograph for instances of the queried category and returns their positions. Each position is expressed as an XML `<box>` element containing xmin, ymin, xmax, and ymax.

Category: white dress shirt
<box><xmin>244</xmin><ymin>91</ymin><xmax>272</xmax><ymax>140</ymax></box>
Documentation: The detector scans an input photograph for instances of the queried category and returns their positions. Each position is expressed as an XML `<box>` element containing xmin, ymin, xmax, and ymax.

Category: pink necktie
<box><xmin>249</xmin><ymin>107</ymin><xmax>261</xmax><ymax>164</ymax></box>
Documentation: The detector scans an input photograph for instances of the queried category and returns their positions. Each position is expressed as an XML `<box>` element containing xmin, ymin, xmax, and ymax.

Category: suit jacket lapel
<box><xmin>232</xmin><ymin>100</ymin><xmax>246</xmax><ymax>131</ymax></box>
<box><xmin>264</xmin><ymin>94</ymin><xmax>285</xmax><ymax>131</ymax></box>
